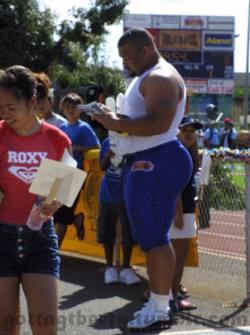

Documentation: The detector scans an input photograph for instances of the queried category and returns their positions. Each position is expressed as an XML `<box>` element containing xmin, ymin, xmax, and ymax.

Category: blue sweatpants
<box><xmin>122</xmin><ymin>140</ymin><xmax>192</xmax><ymax>252</ymax></box>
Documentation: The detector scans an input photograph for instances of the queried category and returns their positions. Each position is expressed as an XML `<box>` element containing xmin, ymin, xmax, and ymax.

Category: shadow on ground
<box><xmin>57</xmin><ymin>254</ymin><xmax>250</xmax><ymax>334</ymax></box>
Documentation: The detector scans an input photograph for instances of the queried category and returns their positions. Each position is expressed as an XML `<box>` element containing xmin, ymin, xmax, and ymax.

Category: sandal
<box><xmin>73</xmin><ymin>213</ymin><xmax>85</xmax><ymax>240</ymax></box>
<box><xmin>177</xmin><ymin>300</ymin><xmax>197</xmax><ymax>311</ymax></box>
<box><xmin>179</xmin><ymin>284</ymin><xmax>188</xmax><ymax>295</ymax></box>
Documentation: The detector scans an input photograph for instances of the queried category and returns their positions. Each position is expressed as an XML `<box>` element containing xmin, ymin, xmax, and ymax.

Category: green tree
<box><xmin>55</xmin><ymin>0</ymin><xmax>129</xmax><ymax>70</ymax></box>
<box><xmin>52</xmin><ymin>42</ymin><xmax>127</xmax><ymax>99</ymax></box>
<box><xmin>0</xmin><ymin>0</ymin><xmax>57</xmax><ymax>71</ymax></box>
<box><xmin>0</xmin><ymin>0</ymin><xmax>129</xmax><ymax>73</ymax></box>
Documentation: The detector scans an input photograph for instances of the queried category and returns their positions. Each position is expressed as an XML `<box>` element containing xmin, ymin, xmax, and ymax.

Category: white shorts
<box><xmin>169</xmin><ymin>213</ymin><xmax>197</xmax><ymax>239</ymax></box>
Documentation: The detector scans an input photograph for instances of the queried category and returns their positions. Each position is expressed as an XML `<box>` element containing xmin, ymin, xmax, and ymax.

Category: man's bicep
<box><xmin>144</xmin><ymin>76</ymin><xmax>180</xmax><ymax>121</ymax></box>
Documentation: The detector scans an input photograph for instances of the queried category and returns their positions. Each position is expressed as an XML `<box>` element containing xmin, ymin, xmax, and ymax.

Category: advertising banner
<box><xmin>159</xmin><ymin>30</ymin><xmax>201</xmax><ymax>50</ymax></box>
<box><xmin>124</xmin><ymin>14</ymin><xmax>152</xmax><ymax>28</ymax></box>
<box><xmin>152</xmin><ymin>15</ymin><xmax>179</xmax><ymax>29</ymax></box>
<box><xmin>184</xmin><ymin>79</ymin><xmax>207</xmax><ymax>94</ymax></box>
<box><xmin>208</xmin><ymin>16</ymin><xmax>234</xmax><ymax>31</ymax></box>
<box><xmin>180</xmin><ymin>15</ymin><xmax>207</xmax><ymax>30</ymax></box>
<box><xmin>202</xmin><ymin>31</ymin><xmax>234</xmax><ymax>50</ymax></box>
<box><xmin>207</xmin><ymin>79</ymin><xmax>234</xmax><ymax>94</ymax></box>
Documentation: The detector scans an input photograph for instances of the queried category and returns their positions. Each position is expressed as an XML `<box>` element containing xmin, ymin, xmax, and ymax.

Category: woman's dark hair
<box><xmin>0</xmin><ymin>65</ymin><xmax>37</xmax><ymax>103</ymax></box>
<box><xmin>34</xmin><ymin>72</ymin><xmax>51</xmax><ymax>101</ymax></box>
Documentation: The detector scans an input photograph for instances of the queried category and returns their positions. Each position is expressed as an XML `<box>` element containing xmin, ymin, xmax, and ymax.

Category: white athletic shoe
<box><xmin>119</xmin><ymin>268</ymin><xmax>141</xmax><ymax>285</ymax></box>
<box><xmin>104</xmin><ymin>267</ymin><xmax>119</xmax><ymax>284</ymax></box>
<box><xmin>128</xmin><ymin>299</ymin><xmax>171</xmax><ymax>329</ymax></box>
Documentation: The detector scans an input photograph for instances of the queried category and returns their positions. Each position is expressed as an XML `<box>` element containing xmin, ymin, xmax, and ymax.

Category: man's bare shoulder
<box><xmin>140</xmin><ymin>62</ymin><xmax>183</xmax><ymax>98</ymax></box>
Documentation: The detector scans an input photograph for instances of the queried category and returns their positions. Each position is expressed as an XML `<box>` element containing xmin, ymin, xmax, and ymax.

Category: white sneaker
<box><xmin>119</xmin><ymin>268</ymin><xmax>141</xmax><ymax>285</ymax></box>
<box><xmin>128</xmin><ymin>298</ymin><xmax>171</xmax><ymax>329</ymax></box>
<box><xmin>104</xmin><ymin>267</ymin><xmax>119</xmax><ymax>284</ymax></box>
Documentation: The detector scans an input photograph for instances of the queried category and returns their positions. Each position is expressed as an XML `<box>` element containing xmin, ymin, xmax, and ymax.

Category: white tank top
<box><xmin>119</xmin><ymin>60</ymin><xmax>186</xmax><ymax>155</ymax></box>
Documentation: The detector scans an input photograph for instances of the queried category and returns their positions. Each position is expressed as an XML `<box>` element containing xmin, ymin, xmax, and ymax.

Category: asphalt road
<box><xmin>17</xmin><ymin>250</ymin><xmax>250</xmax><ymax>335</ymax></box>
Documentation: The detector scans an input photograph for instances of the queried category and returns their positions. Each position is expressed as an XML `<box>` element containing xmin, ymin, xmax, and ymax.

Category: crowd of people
<box><xmin>0</xmin><ymin>27</ymin><xmax>245</xmax><ymax>334</ymax></box>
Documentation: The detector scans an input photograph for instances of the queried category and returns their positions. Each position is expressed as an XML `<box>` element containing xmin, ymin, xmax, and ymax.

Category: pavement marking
<box><xmin>198</xmin><ymin>247</ymin><xmax>246</xmax><ymax>259</ymax></box>
<box><xmin>199</xmin><ymin>231</ymin><xmax>245</xmax><ymax>240</ymax></box>
<box><xmin>160</xmin><ymin>326</ymin><xmax>250</xmax><ymax>334</ymax></box>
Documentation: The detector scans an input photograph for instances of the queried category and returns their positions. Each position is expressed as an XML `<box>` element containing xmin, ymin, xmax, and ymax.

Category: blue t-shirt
<box><xmin>204</xmin><ymin>127</ymin><xmax>220</xmax><ymax>146</ymax></box>
<box><xmin>98</xmin><ymin>138</ymin><xmax>124</xmax><ymax>203</ymax></box>
<box><xmin>60</xmin><ymin>120</ymin><xmax>100</xmax><ymax>169</ymax></box>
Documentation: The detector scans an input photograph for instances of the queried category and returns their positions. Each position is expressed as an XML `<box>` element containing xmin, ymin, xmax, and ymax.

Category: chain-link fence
<box><xmin>188</xmin><ymin>158</ymin><xmax>248</xmax><ymax>304</ymax></box>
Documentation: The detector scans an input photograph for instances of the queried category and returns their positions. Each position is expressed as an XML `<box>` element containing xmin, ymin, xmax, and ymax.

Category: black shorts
<box><xmin>53</xmin><ymin>192</ymin><xmax>81</xmax><ymax>225</ymax></box>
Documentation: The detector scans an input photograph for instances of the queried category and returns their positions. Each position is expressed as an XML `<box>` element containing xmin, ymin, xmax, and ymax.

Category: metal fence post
<box><xmin>245</xmin><ymin>162</ymin><xmax>250</xmax><ymax>298</ymax></box>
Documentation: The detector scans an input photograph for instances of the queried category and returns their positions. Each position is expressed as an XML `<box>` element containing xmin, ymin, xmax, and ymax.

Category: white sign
<box><xmin>152</xmin><ymin>15</ymin><xmax>179</xmax><ymax>29</ymax></box>
<box><xmin>124</xmin><ymin>14</ymin><xmax>152</xmax><ymax>28</ymax></box>
<box><xmin>180</xmin><ymin>16</ymin><xmax>207</xmax><ymax>30</ymax></box>
<box><xmin>208</xmin><ymin>80</ymin><xmax>234</xmax><ymax>94</ymax></box>
<box><xmin>184</xmin><ymin>79</ymin><xmax>207</xmax><ymax>94</ymax></box>
<box><xmin>29</xmin><ymin>159</ymin><xmax>87</xmax><ymax>207</ymax></box>
<box><xmin>208</xmin><ymin>16</ymin><xmax>235</xmax><ymax>31</ymax></box>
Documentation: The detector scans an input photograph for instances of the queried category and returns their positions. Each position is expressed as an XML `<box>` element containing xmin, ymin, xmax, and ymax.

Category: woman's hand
<box><xmin>40</xmin><ymin>199</ymin><xmax>62</xmax><ymax>217</ymax></box>
<box><xmin>173</xmin><ymin>212</ymin><xmax>184</xmax><ymax>230</ymax></box>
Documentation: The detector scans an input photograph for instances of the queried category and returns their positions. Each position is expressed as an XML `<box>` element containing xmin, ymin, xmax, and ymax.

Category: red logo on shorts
<box><xmin>132</xmin><ymin>161</ymin><xmax>154</xmax><ymax>172</ymax></box>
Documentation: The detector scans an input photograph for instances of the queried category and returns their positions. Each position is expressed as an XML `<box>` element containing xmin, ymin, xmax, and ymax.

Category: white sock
<box><xmin>150</xmin><ymin>291</ymin><xmax>169</xmax><ymax>310</ymax></box>
<box><xmin>169</xmin><ymin>288</ymin><xmax>173</xmax><ymax>300</ymax></box>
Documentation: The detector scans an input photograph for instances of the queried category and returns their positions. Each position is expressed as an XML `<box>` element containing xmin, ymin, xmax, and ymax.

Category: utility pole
<box><xmin>244</xmin><ymin>0</ymin><xmax>250</xmax><ymax>129</ymax></box>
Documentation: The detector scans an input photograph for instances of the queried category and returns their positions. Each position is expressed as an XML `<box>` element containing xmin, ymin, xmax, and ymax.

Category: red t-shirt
<box><xmin>0</xmin><ymin>120</ymin><xmax>71</xmax><ymax>225</ymax></box>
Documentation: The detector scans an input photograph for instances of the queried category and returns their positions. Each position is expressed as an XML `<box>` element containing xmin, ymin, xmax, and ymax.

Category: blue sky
<box><xmin>41</xmin><ymin>0</ymin><xmax>249</xmax><ymax>73</ymax></box>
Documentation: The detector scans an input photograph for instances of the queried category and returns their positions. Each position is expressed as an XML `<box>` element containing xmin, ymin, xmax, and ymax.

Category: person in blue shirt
<box><xmin>97</xmin><ymin>136</ymin><xmax>141</xmax><ymax>285</ymax></box>
<box><xmin>204</xmin><ymin>120</ymin><xmax>220</xmax><ymax>149</ymax></box>
<box><xmin>54</xmin><ymin>93</ymin><xmax>100</xmax><ymax>248</ymax></box>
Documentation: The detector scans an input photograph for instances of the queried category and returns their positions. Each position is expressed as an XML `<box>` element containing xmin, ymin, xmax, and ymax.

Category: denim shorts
<box><xmin>0</xmin><ymin>219</ymin><xmax>60</xmax><ymax>279</ymax></box>
<box><xmin>97</xmin><ymin>201</ymin><xmax>137</xmax><ymax>246</ymax></box>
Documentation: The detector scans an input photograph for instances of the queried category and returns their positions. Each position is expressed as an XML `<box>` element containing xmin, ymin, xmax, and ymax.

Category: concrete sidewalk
<box><xmin>18</xmin><ymin>251</ymin><xmax>250</xmax><ymax>335</ymax></box>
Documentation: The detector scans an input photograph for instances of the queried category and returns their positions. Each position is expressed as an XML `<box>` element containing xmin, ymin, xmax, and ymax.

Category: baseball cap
<box><xmin>179</xmin><ymin>117</ymin><xmax>203</xmax><ymax>130</ymax></box>
<box><xmin>224</xmin><ymin>118</ymin><xmax>231</xmax><ymax>123</ymax></box>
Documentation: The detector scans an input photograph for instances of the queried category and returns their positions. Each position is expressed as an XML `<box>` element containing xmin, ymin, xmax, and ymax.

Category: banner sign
<box><xmin>208</xmin><ymin>16</ymin><xmax>235</xmax><ymax>31</ymax></box>
<box><xmin>152</xmin><ymin>15</ymin><xmax>179</xmax><ymax>29</ymax></box>
<box><xmin>159</xmin><ymin>30</ymin><xmax>201</xmax><ymax>50</ymax></box>
<box><xmin>203</xmin><ymin>31</ymin><xmax>234</xmax><ymax>50</ymax></box>
<box><xmin>184</xmin><ymin>79</ymin><xmax>207</xmax><ymax>94</ymax></box>
<box><xmin>207</xmin><ymin>79</ymin><xmax>234</xmax><ymax>94</ymax></box>
<box><xmin>180</xmin><ymin>16</ymin><xmax>208</xmax><ymax>30</ymax></box>
<box><xmin>124</xmin><ymin>14</ymin><xmax>151</xmax><ymax>28</ymax></box>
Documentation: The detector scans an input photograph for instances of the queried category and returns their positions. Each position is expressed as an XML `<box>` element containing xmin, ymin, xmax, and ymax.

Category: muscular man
<box><xmin>93</xmin><ymin>28</ymin><xmax>192</xmax><ymax>329</ymax></box>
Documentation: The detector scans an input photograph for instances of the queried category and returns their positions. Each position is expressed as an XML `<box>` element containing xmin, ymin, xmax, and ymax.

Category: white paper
<box><xmin>29</xmin><ymin>159</ymin><xmax>87</xmax><ymax>207</ymax></box>
<box><xmin>200</xmin><ymin>153</ymin><xmax>211</xmax><ymax>185</ymax></box>
<box><xmin>61</xmin><ymin>148</ymin><xmax>77</xmax><ymax>168</ymax></box>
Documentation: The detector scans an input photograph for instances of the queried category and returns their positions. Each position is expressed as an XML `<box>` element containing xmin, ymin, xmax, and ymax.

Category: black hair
<box><xmin>0</xmin><ymin>65</ymin><xmax>36</xmax><ymax>103</ymax></box>
<box><xmin>118</xmin><ymin>28</ymin><xmax>155</xmax><ymax>50</ymax></box>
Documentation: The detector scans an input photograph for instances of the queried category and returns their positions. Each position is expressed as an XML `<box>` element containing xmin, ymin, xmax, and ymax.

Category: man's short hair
<box><xmin>118</xmin><ymin>28</ymin><xmax>155</xmax><ymax>50</ymax></box>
